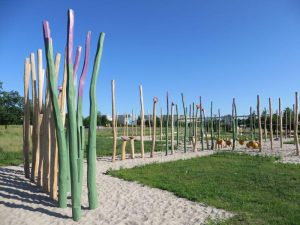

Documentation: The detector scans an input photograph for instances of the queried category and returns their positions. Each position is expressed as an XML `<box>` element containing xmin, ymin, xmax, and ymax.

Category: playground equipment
<box><xmin>22</xmin><ymin>9</ymin><xmax>105</xmax><ymax>221</ymax></box>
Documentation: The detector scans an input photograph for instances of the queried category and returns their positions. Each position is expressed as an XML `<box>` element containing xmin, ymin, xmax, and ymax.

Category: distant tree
<box><xmin>0</xmin><ymin>81</ymin><xmax>24</xmax><ymax>127</ymax></box>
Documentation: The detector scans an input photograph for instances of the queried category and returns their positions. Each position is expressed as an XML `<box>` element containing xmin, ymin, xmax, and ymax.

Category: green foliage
<box><xmin>0</xmin><ymin>81</ymin><xmax>24</xmax><ymax>125</ymax></box>
<box><xmin>108</xmin><ymin>152</ymin><xmax>300</xmax><ymax>225</ymax></box>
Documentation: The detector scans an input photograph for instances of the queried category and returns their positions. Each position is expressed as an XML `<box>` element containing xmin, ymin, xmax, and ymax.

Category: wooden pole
<box><xmin>111</xmin><ymin>80</ymin><xmax>117</xmax><ymax>162</ymax></box>
<box><xmin>30</xmin><ymin>53</ymin><xmax>39</xmax><ymax>182</ymax></box>
<box><xmin>23</xmin><ymin>58</ymin><xmax>31</xmax><ymax>179</ymax></box>
<box><xmin>37</xmin><ymin>49</ymin><xmax>45</xmax><ymax>187</ymax></box>
<box><xmin>257</xmin><ymin>95</ymin><xmax>262</xmax><ymax>152</ymax></box>
<box><xmin>250</xmin><ymin>107</ymin><xmax>253</xmax><ymax>140</ymax></box>
<box><xmin>232</xmin><ymin>99</ymin><xmax>236</xmax><ymax>150</ymax></box>
<box><xmin>269</xmin><ymin>98</ymin><xmax>273</xmax><ymax>150</ymax></box>
<box><xmin>210</xmin><ymin>101</ymin><xmax>214</xmax><ymax>150</ymax></box>
<box><xmin>276</xmin><ymin>110</ymin><xmax>279</xmax><ymax>139</ymax></box>
<box><xmin>203</xmin><ymin>109</ymin><xmax>209</xmax><ymax>149</ymax></box>
<box><xmin>176</xmin><ymin>104</ymin><xmax>179</xmax><ymax>150</ymax></box>
<box><xmin>289</xmin><ymin>109</ymin><xmax>292</xmax><ymax>138</ymax></box>
<box><xmin>165</xmin><ymin>92</ymin><xmax>169</xmax><ymax>155</ymax></box>
<box><xmin>151</xmin><ymin>97</ymin><xmax>157</xmax><ymax>157</ymax></box>
<box><xmin>139</xmin><ymin>85</ymin><xmax>145</xmax><ymax>158</ymax></box>
<box><xmin>200</xmin><ymin>97</ymin><xmax>204</xmax><ymax>151</ymax></box>
<box><xmin>160</xmin><ymin>107</ymin><xmax>163</xmax><ymax>141</ymax></box>
<box><xmin>264</xmin><ymin>107</ymin><xmax>267</xmax><ymax>141</ymax></box>
<box><xmin>285</xmin><ymin>108</ymin><xmax>288</xmax><ymax>139</ymax></box>
<box><xmin>295</xmin><ymin>92</ymin><xmax>299</xmax><ymax>155</ymax></box>
<box><xmin>218</xmin><ymin>109</ymin><xmax>221</xmax><ymax>139</ymax></box>
<box><xmin>181</xmin><ymin>93</ymin><xmax>187</xmax><ymax>152</ymax></box>
<box><xmin>279</xmin><ymin>98</ymin><xmax>283</xmax><ymax>148</ymax></box>
<box><xmin>171</xmin><ymin>102</ymin><xmax>174</xmax><ymax>154</ymax></box>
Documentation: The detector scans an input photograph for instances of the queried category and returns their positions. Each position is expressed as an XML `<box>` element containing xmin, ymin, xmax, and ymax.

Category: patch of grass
<box><xmin>108</xmin><ymin>152</ymin><xmax>300</xmax><ymax>225</ymax></box>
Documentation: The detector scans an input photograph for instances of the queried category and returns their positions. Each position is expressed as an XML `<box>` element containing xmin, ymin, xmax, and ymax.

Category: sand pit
<box><xmin>0</xmin><ymin>150</ymin><xmax>233</xmax><ymax>225</ymax></box>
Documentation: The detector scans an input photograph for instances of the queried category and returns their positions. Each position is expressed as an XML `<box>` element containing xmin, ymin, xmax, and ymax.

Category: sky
<box><xmin>1</xmin><ymin>0</ymin><xmax>300</xmax><ymax>117</ymax></box>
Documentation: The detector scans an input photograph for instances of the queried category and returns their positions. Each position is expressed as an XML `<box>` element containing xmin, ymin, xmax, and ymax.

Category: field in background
<box><xmin>108</xmin><ymin>152</ymin><xmax>300</xmax><ymax>225</ymax></box>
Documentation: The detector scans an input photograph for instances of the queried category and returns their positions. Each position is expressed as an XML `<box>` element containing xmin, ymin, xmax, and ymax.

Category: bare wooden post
<box><xmin>131</xmin><ymin>110</ymin><xmax>134</xmax><ymax>136</ymax></box>
<box><xmin>126</xmin><ymin>113</ymin><xmax>129</xmax><ymax>136</ymax></box>
<box><xmin>23</xmin><ymin>58</ymin><xmax>31</xmax><ymax>179</ymax></box>
<box><xmin>276</xmin><ymin>110</ymin><xmax>279</xmax><ymax>139</ymax></box>
<box><xmin>151</xmin><ymin>97</ymin><xmax>158</xmax><ymax>157</ymax></box>
<box><xmin>257</xmin><ymin>95</ymin><xmax>262</xmax><ymax>152</ymax></box>
<box><xmin>111</xmin><ymin>80</ymin><xmax>117</xmax><ymax>162</ymax></box>
<box><xmin>171</xmin><ymin>102</ymin><xmax>175</xmax><ymax>154</ymax></box>
<box><xmin>37</xmin><ymin>49</ymin><xmax>44</xmax><ymax>187</ymax></box>
<box><xmin>30</xmin><ymin>53</ymin><xmax>39</xmax><ymax>182</ymax></box>
<box><xmin>250</xmin><ymin>107</ymin><xmax>253</xmax><ymax>140</ymax></box>
<box><xmin>295</xmin><ymin>92</ymin><xmax>299</xmax><ymax>155</ymax></box>
<box><xmin>269</xmin><ymin>98</ymin><xmax>273</xmax><ymax>150</ymax></box>
<box><xmin>289</xmin><ymin>109</ymin><xmax>292</xmax><ymax>138</ymax></box>
<box><xmin>202</xmin><ymin>109</ymin><xmax>209</xmax><ymax>149</ymax></box>
<box><xmin>148</xmin><ymin>111</ymin><xmax>151</xmax><ymax>139</ymax></box>
<box><xmin>285</xmin><ymin>109</ymin><xmax>288</xmax><ymax>139</ymax></box>
<box><xmin>279</xmin><ymin>98</ymin><xmax>283</xmax><ymax>148</ymax></box>
<box><xmin>160</xmin><ymin>107</ymin><xmax>163</xmax><ymax>141</ymax></box>
<box><xmin>130</xmin><ymin>137</ymin><xmax>135</xmax><ymax>159</ymax></box>
<box><xmin>121</xmin><ymin>136</ymin><xmax>129</xmax><ymax>160</ymax></box>
<box><xmin>264</xmin><ymin>107</ymin><xmax>267</xmax><ymax>141</ymax></box>
<box><xmin>139</xmin><ymin>85</ymin><xmax>145</xmax><ymax>158</ymax></box>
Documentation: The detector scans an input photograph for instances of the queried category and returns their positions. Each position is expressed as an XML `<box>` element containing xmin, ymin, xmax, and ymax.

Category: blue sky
<box><xmin>1</xmin><ymin>0</ymin><xmax>300</xmax><ymax>117</ymax></box>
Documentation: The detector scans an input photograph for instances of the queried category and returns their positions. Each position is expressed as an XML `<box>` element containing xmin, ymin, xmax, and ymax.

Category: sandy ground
<box><xmin>0</xmin><ymin>149</ymin><xmax>233</xmax><ymax>225</ymax></box>
<box><xmin>1</xmin><ymin>138</ymin><xmax>299</xmax><ymax>225</ymax></box>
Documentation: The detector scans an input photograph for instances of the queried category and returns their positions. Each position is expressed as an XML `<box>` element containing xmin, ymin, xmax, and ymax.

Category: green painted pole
<box><xmin>181</xmin><ymin>93</ymin><xmax>187</xmax><ymax>153</ymax></box>
<box><xmin>165</xmin><ymin>92</ymin><xmax>169</xmax><ymax>155</ymax></box>
<box><xmin>77</xmin><ymin>31</ymin><xmax>91</xmax><ymax>195</ymax></box>
<box><xmin>87</xmin><ymin>32</ymin><xmax>105</xmax><ymax>209</ymax></box>
<box><xmin>66</xmin><ymin>9</ymin><xmax>81</xmax><ymax>221</ymax></box>
<box><xmin>42</xmin><ymin>21</ymin><xmax>68</xmax><ymax>208</ymax></box>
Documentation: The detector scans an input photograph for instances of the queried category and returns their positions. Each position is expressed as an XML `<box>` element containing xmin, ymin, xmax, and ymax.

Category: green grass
<box><xmin>0</xmin><ymin>125</ymin><xmax>167</xmax><ymax>166</ymax></box>
<box><xmin>107</xmin><ymin>152</ymin><xmax>300</xmax><ymax>225</ymax></box>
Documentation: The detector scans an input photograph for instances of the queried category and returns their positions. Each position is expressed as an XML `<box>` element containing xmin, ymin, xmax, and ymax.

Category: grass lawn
<box><xmin>108</xmin><ymin>152</ymin><xmax>300</xmax><ymax>225</ymax></box>
<box><xmin>0</xmin><ymin>125</ymin><xmax>167</xmax><ymax>166</ymax></box>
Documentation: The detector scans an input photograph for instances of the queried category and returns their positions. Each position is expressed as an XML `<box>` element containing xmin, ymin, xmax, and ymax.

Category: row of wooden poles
<box><xmin>22</xmin><ymin>9</ymin><xmax>104</xmax><ymax>221</ymax></box>
<box><xmin>110</xmin><ymin>89</ymin><xmax>300</xmax><ymax>160</ymax></box>
<box><xmin>23</xmin><ymin>50</ymin><xmax>62</xmax><ymax>199</ymax></box>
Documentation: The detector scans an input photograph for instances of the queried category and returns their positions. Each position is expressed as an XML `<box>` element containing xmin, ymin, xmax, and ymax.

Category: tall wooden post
<box><xmin>151</xmin><ymin>97</ymin><xmax>157</xmax><ymax>157</ymax></box>
<box><xmin>295</xmin><ymin>92</ymin><xmax>299</xmax><ymax>155</ymax></box>
<box><xmin>160</xmin><ymin>107</ymin><xmax>163</xmax><ymax>141</ymax></box>
<box><xmin>269</xmin><ymin>98</ymin><xmax>273</xmax><ymax>150</ymax></box>
<box><xmin>257</xmin><ymin>95</ymin><xmax>262</xmax><ymax>152</ymax></box>
<box><xmin>176</xmin><ymin>104</ymin><xmax>179</xmax><ymax>150</ymax></box>
<box><xmin>23</xmin><ymin>59</ymin><xmax>31</xmax><ymax>179</ymax></box>
<box><xmin>250</xmin><ymin>107</ymin><xmax>253</xmax><ymax>140</ymax></box>
<box><xmin>30</xmin><ymin>53</ymin><xmax>39</xmax><ymax>182</ymax></box>
<box><xmin>165</xmin><ymin>92</ymin><xmax>169</xmax><ymax>155</ymax></box>
<box><xmin>264</xmin><ymin>107</ymin><xmax>267</xmax><ymax>141</ymax></box>
<box><xmin>200</xmin><ymin>97</ymin><xmax>204</xmax><ymax>150</ymax></box>
<box><xmin>210</xmin><ymin>101</ymin><xmax>214</xmax><ymax>150</ymax></box>
<box><xmin>285</xmin><ymin>109</ymin><xmax>288</xmax><ymax>139</ymax></box>
<box><xmin>289</xmin><ymin>109</ymin><xmax>292</xmax><ymax>138</ymax></box>
<box><xmin>139</xmin><ymin>85</ymin><xmax>145</xmax><ymax>158</ymax></box>
<box><xmin>171</xmin><ymin>102</ymin><xmax>175</xmax><ymax>154</ymax></box>
<box><xmin>279</xmin><ymin>98</ymin><xmax>283</xmax><ymax>148</ymax></box>
<box><xmin>276</xmin><ymin>110</ymin><xmax>279</xmax><ymax>139</ymax></box>
<box><xmin>111</xmin><ymin>80</ymin><xmax>117</xmax><ymax>162</ymax></box>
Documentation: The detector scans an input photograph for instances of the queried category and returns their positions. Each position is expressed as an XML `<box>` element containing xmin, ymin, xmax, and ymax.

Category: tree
<box><xmin>0</xmin><ymin>81</ymin><xmax>24</xmax><ymax>126</ymax></box>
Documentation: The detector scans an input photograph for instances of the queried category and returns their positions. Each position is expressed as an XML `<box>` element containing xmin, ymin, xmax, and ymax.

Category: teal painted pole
<box><xmin>77</xmin><ymin>31</ymin><xmax>91</xmax><ymax>195</ymax></box>
<box><xmin>42</xmin><ymin>21</ymin><xmax>68</xmax><ymax>208</ymax></box>
<box><xmin>87</xmin><ymin>32</ymin><xmax>105</xmax><ymax>209</ymax></box>
<box><xmin>66</xmin><ymin>9</ymin><xmax>81</xmax><ymax>221</ymax></box>
<box><xmin>165</xmin><ymin>92</ymin><xmax>169</xmax><ymax>155</ymax></box>
<box><xmin>181</xmin><ymin>93</ymin><xmax>187</xmax><ymax>153</ymax></box>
